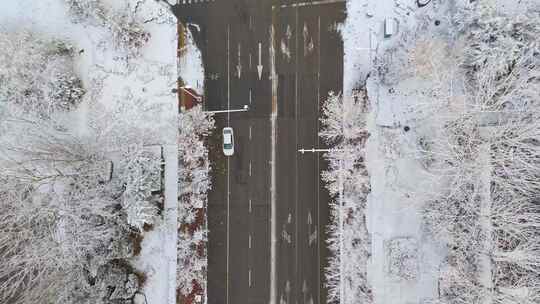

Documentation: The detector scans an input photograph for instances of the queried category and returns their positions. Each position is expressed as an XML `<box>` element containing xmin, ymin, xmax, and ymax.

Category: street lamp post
<box><xmin>204</xmin><ymin>104</ymin><xmax>249</xmax><ymax>115</ymax></box>
<box><xmin>298</xmin><ymin>148</ymin><xmax>342</xmax><ymax>154</ymax></box>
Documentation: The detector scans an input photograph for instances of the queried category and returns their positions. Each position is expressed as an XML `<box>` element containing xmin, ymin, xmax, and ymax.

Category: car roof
<box><xmin>224</xmin><ymin>133</ymin><xmax>232</xmax><ymax>143</ymax></box>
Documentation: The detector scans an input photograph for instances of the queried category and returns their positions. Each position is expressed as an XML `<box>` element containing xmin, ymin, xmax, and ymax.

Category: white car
<box><xmin>222</xmin><ymin>127</ymin><xmax>234</xmax><ymax>156</ymax></box>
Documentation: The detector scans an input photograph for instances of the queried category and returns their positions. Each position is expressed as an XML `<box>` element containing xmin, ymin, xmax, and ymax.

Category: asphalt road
<box><xmin>174</xmin><ymin>1</ymin><xmax>344</xmax><ymax>303</ymax></box>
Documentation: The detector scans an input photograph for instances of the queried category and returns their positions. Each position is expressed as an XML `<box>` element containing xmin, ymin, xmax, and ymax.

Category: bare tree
<box><xmin>320</xmin><ymin>91</ymin><xmax>372</xmax><ymax>304</ymax></box>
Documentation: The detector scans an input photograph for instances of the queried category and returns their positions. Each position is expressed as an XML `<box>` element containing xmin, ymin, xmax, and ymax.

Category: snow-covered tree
<box><xmin>177</xmin><ymin>105</ymin><xmax>214</xmax><ymax>297</ymax></box>
<box><xmin>320</xmin><ymin>91</ymin><xmax>372</xmax><ymax>304</ymax></box>
<box><xmin>0</xmin><ymin>117</ymin><xmax>134</xmax><ymax>304</ymax></box>
<box><xmin>454</xmin><ymin>1</ymin><xmax>540</xmax><ymax>80</ymax></box>
<box><xmin>0</xmin><ymin>90</ymin><xmax>167</xmax><ymax>303</ymax></box>
<box><xmin>116</xmin><ymin>145</ymin><xmax>161</xmax><ymax>231</ymax></box>
<box><xmin>0</xmin><ymin>30</ymin><xmax>85</xmax><ymax>119</ymax></box>
<box><xmin>64</xmin><ymin>0</ymin><xmax>107</xmax><ymax>24</ymax></box>
<box><xmin>64</xmin><ymin>0</ymin><xmax>150</xmax><ymax>56</ymax></box>
<box><xmin>411</xmin><ymin>2</ymin><xmax>540</xmax><ymax>303</ymax></box>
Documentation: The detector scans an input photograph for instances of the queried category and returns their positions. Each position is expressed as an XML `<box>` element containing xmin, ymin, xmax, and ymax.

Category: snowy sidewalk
<box><xmin>164</xmin><ymin>144</ymin><xmax>180</xmax><ymax>303</ymax></box>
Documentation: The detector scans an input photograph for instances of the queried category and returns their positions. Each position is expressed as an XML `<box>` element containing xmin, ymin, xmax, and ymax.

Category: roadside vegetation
<box><xmin>320</xmin><ymin>90</ymin><xmax>372</xmax><ymax>303</ymax></box>
<box><xmin>0</xmin><ymin>3</ymin><xmax>163</xmax><ymax>302</ymax></box>
<box><xmin>177</xmin><ymin>105</ymin><xmax>214</xmax><ymax>302</ymax></box>
<box><xmin>417</xmin><ymin>2</ymin><xmax>540</xmax><ymax>303</ymax></box>
<box><xmin>65</xmin><ymin>0</ymin><xmax>150</xmax><ymax>57</ymax></box>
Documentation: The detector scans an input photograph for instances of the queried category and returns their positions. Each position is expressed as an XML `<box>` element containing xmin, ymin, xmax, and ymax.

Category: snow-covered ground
<box><xmin>339</xmin><ymin>1</ymin><xmax>453</xmax><ymax>303</ymax></box>
<box><xmin>178</xmin><ymin>25</ymin><xmax>204</xmax><ymax>94</ymax></box>
<box><xmin>340</xmin><ymin>1</ymin><xmax>540</xmax><ymax>304</ymax></box>
<box><xmin>0</xmin><ymin>0</ymin><xmax>179</xmax><ymax>303</ymax></box>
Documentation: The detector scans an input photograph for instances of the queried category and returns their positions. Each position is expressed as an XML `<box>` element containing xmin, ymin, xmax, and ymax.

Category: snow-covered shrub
<box><xmin>455</xmin><ymin>1</ymin><xmax>540</xmax><ymax>80</ymax></box>
<box><xmin>0</xmin><ymin>30</ymin><xmax>85</xmax><ymax>118</ymax></box>
<box><xmin>320</xmin><ymin>91</ymin><xmax>372</xmax><ymax>304</ymax></box>
<box><xmin>64</xmin><ymin>0</ymin><xmax>149</xmax><ymax>56</ymax></box>
<box><xmin>64</xmin><ymin>0</ymin><xmax>107</xmax><ymax>24</ymax></box>
<box><xmin>117</xmin><ymin>146</ymin><xmax>161</xmax><ymax>231</ymax></box>
<box><xmin>385</xmin><ymin>237</ymin><xmax>419</xmax><ymax>281</ymax></box>
<box><xmin>109</xmin><ymin>9</ymin><xmax>151</xmax><ymax>57</ymax></box>
<box><xmin>177</xmin><ymin>105</ymin><xmax>214</xmax><ymax>297</ymax></box>
<box><xmin>65</xmin><ymin>260</ymin><xmax>141</xmax><ymax>304</ymax></box>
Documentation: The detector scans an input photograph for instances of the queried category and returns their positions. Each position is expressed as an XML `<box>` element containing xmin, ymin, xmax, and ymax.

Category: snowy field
<box><xmin>0</xmin><ymin>0</ymin><xmax>180</xmax><ymax>303</ymax></box>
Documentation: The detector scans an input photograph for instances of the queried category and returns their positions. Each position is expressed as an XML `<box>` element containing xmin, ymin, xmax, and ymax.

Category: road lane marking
<box><xmin>257</xmin><ymin>42</ymin><xmax>264</xmax><ymax>80</ymax></box>
<box><xmin>226</xmin><ymin>24</ymin><xmax>230</xmax><ymax>304</ymax></box>
<box><xmin>270</xmin><ymin>23</ymin><xmax>278</xmax><ymax>304</ymax></box>
<box><xmin>274</xmin><ymin>0</ymin><xmax>345</xmax><ymax>9</ymax></box>
<box><xmin>237</xmin><ymin>43</ymin><xmax>242</xmax><ymax>79</ymax></box>
<box><xmin>249</xmin><ymin>269</ymin><xmax>252</xmax><ymax>287</ymax></box>
<box><xmin>249</xmin><ymin>161</ymin><xmax>252</xmax><ymax>177</ymax></box>
<box><xmin>249</xmin><ymin>88</ymin><xmax>252</xmax><ymax>105</ymax></box>
<box><xmin>249</xmin><ymin>199</ymin><xmax>252</xmax><ymax>213</ymax></box>
<box><xmin>249</xmin><ymin>234</ymin><xmax>252</xmax><ymax>249</ymax></box>
<box><xmin>249</xmin><ymin>125</ymin><xmax>252</xmax><ymax>140</ymax></box>
<box><xmin>227</xmin><ymin>25</ymin><xmax>230</xmax><ymax>122</ymax></box>
<box><xmin>317</xmin><ymin>15</ymin><xmax>322</xmax><ymax>304</ymax></box>
<box><xmin>294</xmin><ymin>6</ymin><xmax>299</xmax><ymax>302</ymax></box>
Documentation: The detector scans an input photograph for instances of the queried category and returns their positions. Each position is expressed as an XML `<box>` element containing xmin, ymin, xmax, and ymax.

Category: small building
<box><xmin>179</xmin><ymin>86</ymin><xmax>203</xmax><ymax>112</ymax></box>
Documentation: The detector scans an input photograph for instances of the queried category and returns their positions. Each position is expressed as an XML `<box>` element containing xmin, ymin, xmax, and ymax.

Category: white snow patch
<box><xmin>179</xmin><ymin>26</ymin><xmax>205</xmax><ymax>94</ymax></box>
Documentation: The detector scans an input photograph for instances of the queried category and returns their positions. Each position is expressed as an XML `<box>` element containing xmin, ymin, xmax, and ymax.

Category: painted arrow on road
<box><xmin>281</xmin><ymin>25</ymin><xmax>292</xmax><ymax>61</ymax></box>
<box><xmin>303</xmin><ymin>23</ymin><xmax>314</xmax><ymax>56</ymax></box>
<box><xmin>257</xmin><ymin>42</ymin><xmax>263</xmax><ymax>80</ymax></box>
<box><xmin>308</xmin><ymin>211</ymin><xmax>317</xmax><ymax>247</ymax></box>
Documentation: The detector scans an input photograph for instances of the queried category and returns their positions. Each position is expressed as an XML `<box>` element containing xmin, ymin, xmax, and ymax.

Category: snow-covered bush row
<box><xmin>65</xmin><ymin>0</ymin><xmax>150</xmax><ymax>56</ymax></box>
<box><xmin>413</xmin><ymin>1</ymin><xmax>540</xmax><ymax>303</ymax></box>
<box><xmin>177</xmin><ymin>105</ymin><xmax>215</xmax><ymax>297</ymax></box>
<box><xmin>0</xmin><ymin>30</ymin><xmax>85</xmax><ymax>119</ymax></box>
<box><xmin>320</xmin><ymin>91</ymin><xmax>372</xmax><ymax>304</ymax></box>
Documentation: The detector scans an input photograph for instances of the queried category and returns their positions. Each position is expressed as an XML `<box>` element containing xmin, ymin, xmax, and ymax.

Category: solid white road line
<box><xmin>269</xmin><ymin>24</ymin><xmax>278</xmax><ymax>304</ymax></box>
<box><xmin>276</xmin><ymin>0</ymin><xmax>346</xmax><ymax>9</ymax></box>
<box><xmin>227</xmin><ymin>25</ymin><xmax>231</xmax><ymax>123</ymax></box>
<box><xmin>226</xmin><ymin>24</ymin><xmax>231</xmax><ymax>304</ymax></box>
<box><xmin>294</xmin><ymin>6</ymin><xmax>299</xmax><ymax>301</ymax></box>
<box><xmin>317</xmin><ymin>15</ymin><xmax>321</xmax><ymax>304</ymax></box>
